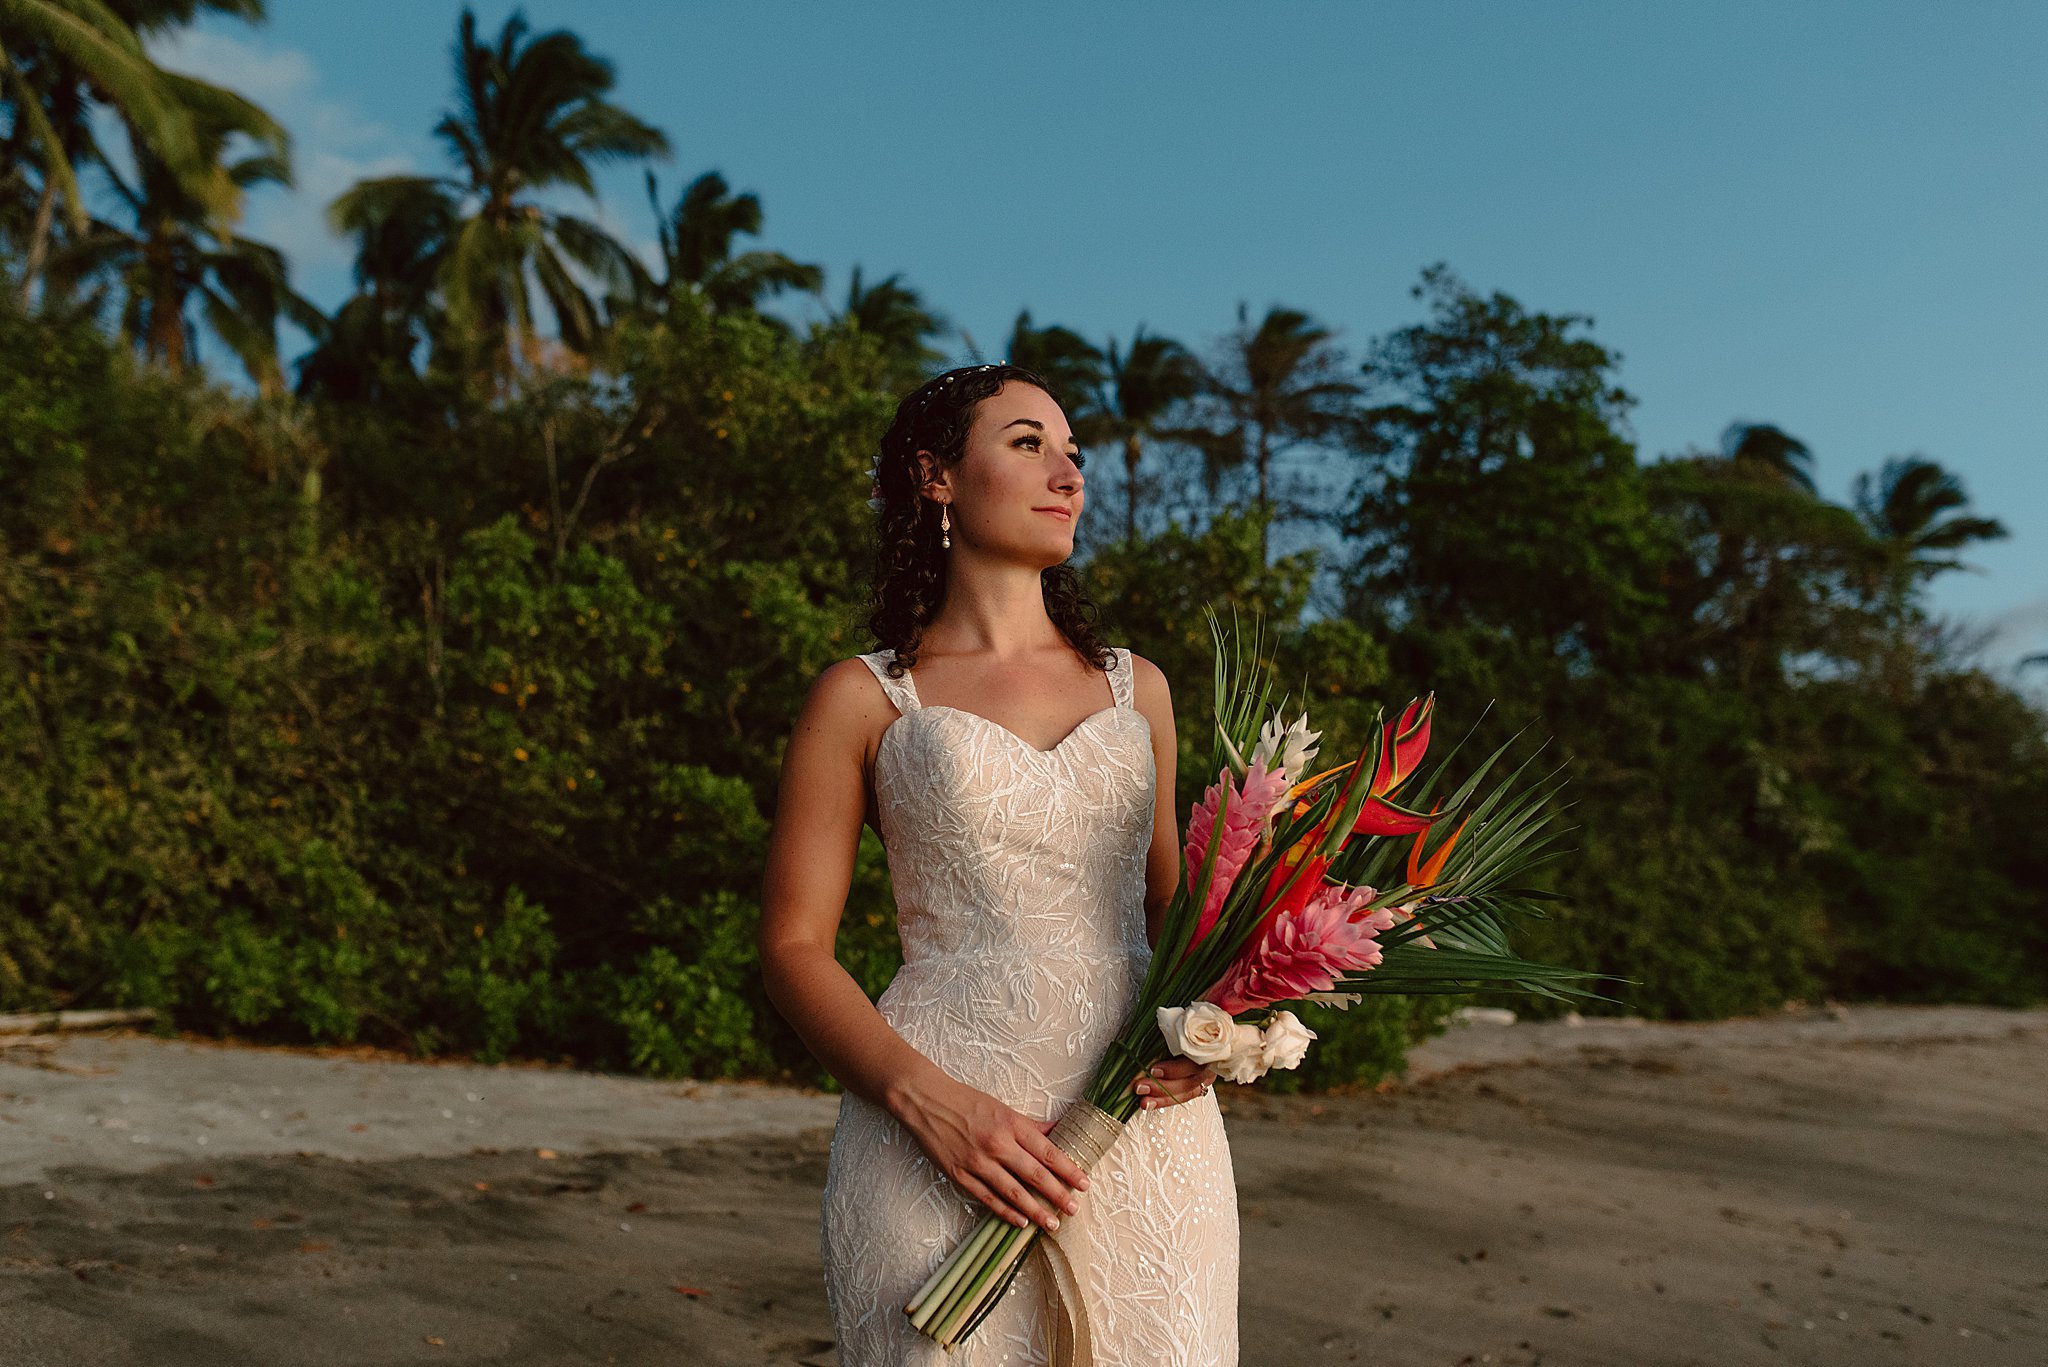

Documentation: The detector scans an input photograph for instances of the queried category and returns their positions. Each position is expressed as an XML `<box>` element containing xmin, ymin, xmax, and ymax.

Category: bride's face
<box><xmin>922</xmin><ymin>381</ymin><xmax>1086</xmax><ymax>566</ymax></box>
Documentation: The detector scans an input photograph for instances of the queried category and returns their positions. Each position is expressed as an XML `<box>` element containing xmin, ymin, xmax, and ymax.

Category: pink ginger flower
<box><xmin>1207</xmin><ymin>881</ymin><xmax>1397</xmax><ymax>1015</ymax></box>
<box><xmin>1181</xmin><ymin>760</ymin><xmax>1292</xmax><ymax>958</ymax></box>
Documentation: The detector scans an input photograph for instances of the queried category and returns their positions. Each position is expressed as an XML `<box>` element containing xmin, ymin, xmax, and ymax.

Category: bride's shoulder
<box><xmin>1119</xmin><ymin>648</ymin><xmax>1167</xmax><ymax>688</ymax></box>
<box><xmin>800</xmin><ymin>655</ymin><xmax>897</xmax><ymax>725</ymax></box>
<box><xmin>1118</xmin><ymin>649</ymin><xmax>1176</xmax><ymax>714</ymax></box>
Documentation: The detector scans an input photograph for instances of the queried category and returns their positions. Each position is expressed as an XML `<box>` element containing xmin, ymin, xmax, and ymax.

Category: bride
<box><xmin>758</xmin><ymin>363</ymin><xmax>1240</xmax><ymax>1364</ymax></box>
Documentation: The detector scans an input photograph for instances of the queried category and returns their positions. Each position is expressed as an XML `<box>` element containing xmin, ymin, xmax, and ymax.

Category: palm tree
<box><xmin>1653</xmin><ymin>441</ymin><xmax>1868</xmax><ymax>693</ymax></box>
<box><xmin>0</xmin><ymin>7</ymin><xmax>100</xmax><ymax>305</ymax></box>
<box><xmin>1852</xmin><ymin>454</ymin><xmax>2008</xmax><ymax>623</ymax></box>
<box><xmin>1083</xmin><ymin>326</ymin><xmax>1202</xmax><ymax>547</ymax></box>
<box><xmin>295</xmin><ymin>174</ymin><xmax>456</xmax><ymax>403</ymax></box>
<box><xmin>328</xmin><ymin>7</ymin><xmax>668</xmax><ymax>395</ymax></box>
<box><xmin>1</xmin><ymin>0</ymin><xmax>273</xmax><ymax>308</ymax></box>
<box><xmin>45</xmin><ymin>70</ymin><xmax>319</xmax><ymax>394</ymax></box>
<box><xmin>1191</xmin><ymin>301</ymin><xmax>1362</xmax><ymax>561</ymax></box>
<box><xmin>627</xmin><ymin>168</ymin><xmax>820</xmax><ymax>322</ymax></box>
<box><xmin>838</xmin><ymin>264</ymin><xmax>946</xmax><ymax>386</ymax></box>
<box><xmin>1722</xmin><ymin>421</ymin><xmax>1818</xmax><ymax>494</ymax></box>
<box><xmin>1003</xmin><ymin>308</ymin><xmax>1104</xmax><ymax>403</ymax></box>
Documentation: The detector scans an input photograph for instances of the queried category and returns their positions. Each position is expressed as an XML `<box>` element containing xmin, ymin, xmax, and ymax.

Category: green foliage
<box><xmin>1799</xmin><ymin>672</ymin><xmax>2048</xmax><ymax>1004</ymax></box>
<box><xmin>1258</xmin><ymin>993</ymin><xmax>1461</xmax><ymax>1093</ymax></box>
<box><xmin>1083</xmin><ymin>505</ymin><xmax>1395</xmax><ymax>803</ymax></box>
<box><xmin>0</xmin><ymin>249</ymin><xmax>2041</xmax><ymax>1106</ymax></box>
<box><xmin>1341</xmin><ymin>265</ymin><xmax>2042</xmax><ymax>1021</ymax></box>
<box><xmin>5</xmin><ymin>0</ymin><xmax>2040</xmax><ymax>1101</ymax></box>
<box><xmin>0</xmin><ymin>297</ymin><xmax>900</xmax><ymax>1083</ymax></box>
<box><xmin>1475</xmin><ymin>675</ymin><xmax>1837</xmax><ymax>1020</ymax></box>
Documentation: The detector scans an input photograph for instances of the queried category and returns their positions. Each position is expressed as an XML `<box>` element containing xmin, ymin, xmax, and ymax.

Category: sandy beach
<box><xmin>2</xmin><ymin>1003</ymin><xmax>2042</xmax><ymax>1366</ymax></box>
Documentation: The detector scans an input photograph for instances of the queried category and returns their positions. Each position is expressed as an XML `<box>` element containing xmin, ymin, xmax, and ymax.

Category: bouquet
<box><xmin>904</xmin><ymin>609</ymin><xmax>1601</xmax><ymax>1348</ymax></box>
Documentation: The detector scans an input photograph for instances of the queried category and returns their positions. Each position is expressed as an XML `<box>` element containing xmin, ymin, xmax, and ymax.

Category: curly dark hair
<box><xmin>866</xmin><ymin>363</ymin><xmax>1114</xmax><ymax>678</ymax></box>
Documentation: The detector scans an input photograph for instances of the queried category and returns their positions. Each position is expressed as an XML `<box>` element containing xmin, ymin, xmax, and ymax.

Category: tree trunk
<box><xmin>152</xmin><ymin>276</ymin><xmax>187</xmax><ymax>371</ymax></box>
<box><xmin>419</xmin><ymin>551</ymin><xmax>447</xmax><ymax>720</ymax></box>
<box><xmin>1256</xmin><ymin>425</ymin><xmax>1272</xmax><ymax>561</ymax></box>
<box><xmin>16</xmin><ymin>172</ymin><xmax>58</xmax><ymax>310</ymax></box>
<box><xmin>1123</xmin><ymin>431</ymin><xmax>1143</xmax><ymax>548</ymax></box>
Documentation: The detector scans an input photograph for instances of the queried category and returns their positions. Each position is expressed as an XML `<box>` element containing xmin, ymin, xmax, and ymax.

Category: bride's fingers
<box><xmin>1136</xmin><ymin>1063</ymin><xmax>1218</xmax><ymax>1108</ymax></box>
<box><xmin>1007</xmin><ymin>1144</ymin><xmax>1083</xmax><ymax>1222</ymax></box>
<box><xmin>957</xmin><ymin>1170</ymin><xmax>1036</xmax><ymax>1230</ymax></box>
<box><xmin>975</xmin><ymin>1158</ymin><xmax>1062</xmax><ymax>1231</ymax></box>
<box><xmin>1026</xmin><ymin>1124</ymin><xmax>1093</xmax><ymax>1197</ymax></box>
<box><xmin>1135</xmin><ymin>1058</ymin><xmax>1206</xmax><ymax>1096</ymax></box>
<box><xmin>1148</xmin><ymin>1057</ymin><xmax>1207</xmax><ymax>1080</ymax></box>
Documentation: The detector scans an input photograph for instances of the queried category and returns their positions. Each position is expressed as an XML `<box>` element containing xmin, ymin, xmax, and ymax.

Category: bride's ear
<box><xmin>915</xmin><ymin>450</ymin><xmax>951</xmax><ymax>502</ymax></box>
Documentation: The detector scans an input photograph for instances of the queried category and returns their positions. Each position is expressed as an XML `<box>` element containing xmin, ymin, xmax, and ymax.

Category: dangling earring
<box><xmin>940</xmin><ymin>504</ymin><xmax>951</xmax><ymax>549</ymax></box>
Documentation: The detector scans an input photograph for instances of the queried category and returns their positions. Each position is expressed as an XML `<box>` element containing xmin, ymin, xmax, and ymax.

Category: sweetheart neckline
<box><xmin>881</xmin><ymin>703</ymin><xmax>1147</xmax><ymax>758</ymax></box>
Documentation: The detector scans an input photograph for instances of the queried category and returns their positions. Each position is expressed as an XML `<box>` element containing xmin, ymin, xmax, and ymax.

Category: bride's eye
<box><xmin>1015</xmin><ymin>434</ymin><xmax>1084</xmax><ymax>469</ymax></box>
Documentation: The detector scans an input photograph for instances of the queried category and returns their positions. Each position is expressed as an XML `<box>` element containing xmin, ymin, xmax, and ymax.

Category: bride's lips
<box><xmin>1032</xmin><ymin>506</ymin><xmax>1073</xmax><ymax>521</ymax></box>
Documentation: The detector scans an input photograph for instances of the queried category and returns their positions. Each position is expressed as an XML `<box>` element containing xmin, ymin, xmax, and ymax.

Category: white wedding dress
<box><xmin>819</xmin><ymin>647</ymin><xmax>1241</xmax><ymax>1366</ymax></box>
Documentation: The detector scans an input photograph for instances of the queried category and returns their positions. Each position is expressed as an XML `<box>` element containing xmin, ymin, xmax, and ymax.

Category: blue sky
<box><xmin>138</xmin><ymin>2</ymin><xmax>2046</xmax><ymax>687</ymax></box>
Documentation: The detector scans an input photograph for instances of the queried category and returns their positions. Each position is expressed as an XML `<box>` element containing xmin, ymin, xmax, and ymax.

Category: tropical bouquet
<box><xmin>904</xmin><ymin>609</ymin><xmax>1603</xmax><ymax>1349</ymax></box>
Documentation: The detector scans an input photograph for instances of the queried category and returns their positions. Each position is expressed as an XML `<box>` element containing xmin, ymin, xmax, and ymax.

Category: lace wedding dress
<box><xmin>819</xmin><ymin>647</ymin><xmax>1241</xmax><ymax>1366</ymax></box>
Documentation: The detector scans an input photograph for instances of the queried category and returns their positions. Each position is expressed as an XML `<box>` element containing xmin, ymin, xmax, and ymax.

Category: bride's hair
<box><xmin>866</xmin><ymin>363</ymin><xmax>1112</xmax><ymax>677</ymax></box>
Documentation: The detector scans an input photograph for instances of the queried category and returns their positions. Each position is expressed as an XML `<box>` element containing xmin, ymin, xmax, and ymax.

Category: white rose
<box><xmin>1156</xmin><ymin>1001</ymin><xmax>1238</xmax><ymax>1065</ymax></box>
<box><xmin>1259</xmin><ymin>1010</ymin><xmax>1318</xmax><ymax>1072</ymax></box>
<box><xmin>1218</xmin><ymin>1022</ymin><xmax>1268</xmax><ymax>1084</ymax></box>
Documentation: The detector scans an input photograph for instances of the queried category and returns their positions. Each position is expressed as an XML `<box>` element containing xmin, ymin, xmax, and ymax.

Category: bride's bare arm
<box><xmin>757</xmin><ymin>660</ymin><xmax>1089</xmax><ymax>1232</ymax></box>
<box><xmin>1129</xmin><ymin>652</ymin><xmax>1181</xmax><ymax>950</ymax></box>
<box><xmin>1127</xmin><ymin>653</ymin><xmax>1218</xmax><ymax>1109</ymax></box>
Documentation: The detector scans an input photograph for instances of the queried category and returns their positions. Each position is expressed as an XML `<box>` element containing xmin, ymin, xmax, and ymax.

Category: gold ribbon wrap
<box><xmin>1034</xmin><ymin>1099</ymin><xmax>1128</xmax><ymax>1367</ymax></box>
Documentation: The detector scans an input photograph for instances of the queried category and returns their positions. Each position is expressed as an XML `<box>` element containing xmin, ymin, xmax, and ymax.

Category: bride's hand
<box><xmin>1131</xmin><ymin>1056</ymin><xmax>1218</xmax><ymax>1109</ymax></box>
<box><xmin>897</xmin><ymin>1077</ymin><xmax>1091</xmax><ymax>1234</ymax></box>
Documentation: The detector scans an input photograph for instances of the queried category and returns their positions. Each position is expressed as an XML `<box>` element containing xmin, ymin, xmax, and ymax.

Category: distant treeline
<box><xmin>1</xmin><ymin>4</ymin><xmax>2040</xmax><ymax>1089</ymax></box>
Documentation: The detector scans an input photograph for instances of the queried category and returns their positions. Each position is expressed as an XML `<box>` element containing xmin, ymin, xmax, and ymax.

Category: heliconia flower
<box><xmin>1207</xmin><ymin>879</ymin><xmax>1398</xmax><ymax>1014</ymax></box>
<box><xmin>1182</xmin><ymin>760</ymin><xmax>1293</xmax><ymax>956</ymax></box>
<box><xmin>1350</xmin><ymin>794</ymin><xmax>1437</xmax><ymax>837</ymax></box>
<box><xmin>1279</xmin><ymin>693</ymin><xmax>1439</xmax><ymax>828</ymax></box>
<box><xmin>1372</xmin><ymin>694</ymin><xmax>1434</xmax><ymax>799</ymax></box>
<box><xmin>1248</xmin><ymin>709</ymin><xmax>1322</xmax><ymax>787</ymax></box>
<box><xmin>1324</xmin><ymin>694</ymin><xmax>1439</xmax><ymax>840</ymax></box>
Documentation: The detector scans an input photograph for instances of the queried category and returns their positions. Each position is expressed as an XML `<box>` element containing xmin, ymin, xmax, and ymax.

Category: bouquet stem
<box><xmin>904</xmin><ymin>1098</ymin><xmax>1129</xmax><ymax>1347</ymax></box>
<box><xmin>904</xmin><ymin>1214</ymin><xmax>1006</xmax><ymax>1331</ymax></box>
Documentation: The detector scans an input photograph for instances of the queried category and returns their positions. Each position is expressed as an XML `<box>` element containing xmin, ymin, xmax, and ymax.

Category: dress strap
<box><xmin>855</xmin><ymin>651</ymin><xmax>921</xmax><ymax>717</ymax></box>
<box><xmin>1108</xmin><ymin>647</ymin><xmax>1134</xmax><ymax>710</ymax></box>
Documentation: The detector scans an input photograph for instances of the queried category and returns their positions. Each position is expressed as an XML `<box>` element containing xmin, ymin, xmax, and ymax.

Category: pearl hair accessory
<box><xmin>865</xmin><ymin>364</ymin><xmax>1007</xmax><ymax>515</ymax></box>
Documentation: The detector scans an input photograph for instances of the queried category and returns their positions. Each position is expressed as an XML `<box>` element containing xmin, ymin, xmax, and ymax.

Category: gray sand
<box><xmin>0</xmin><ymin>1033</ymin><xmax>838</xmax><ymax>1188</ymax></box>
<box><xmin>2</xmin><ymin>1003</ymin><xmax>2043</xmax><ymax>1365</ymax></box>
